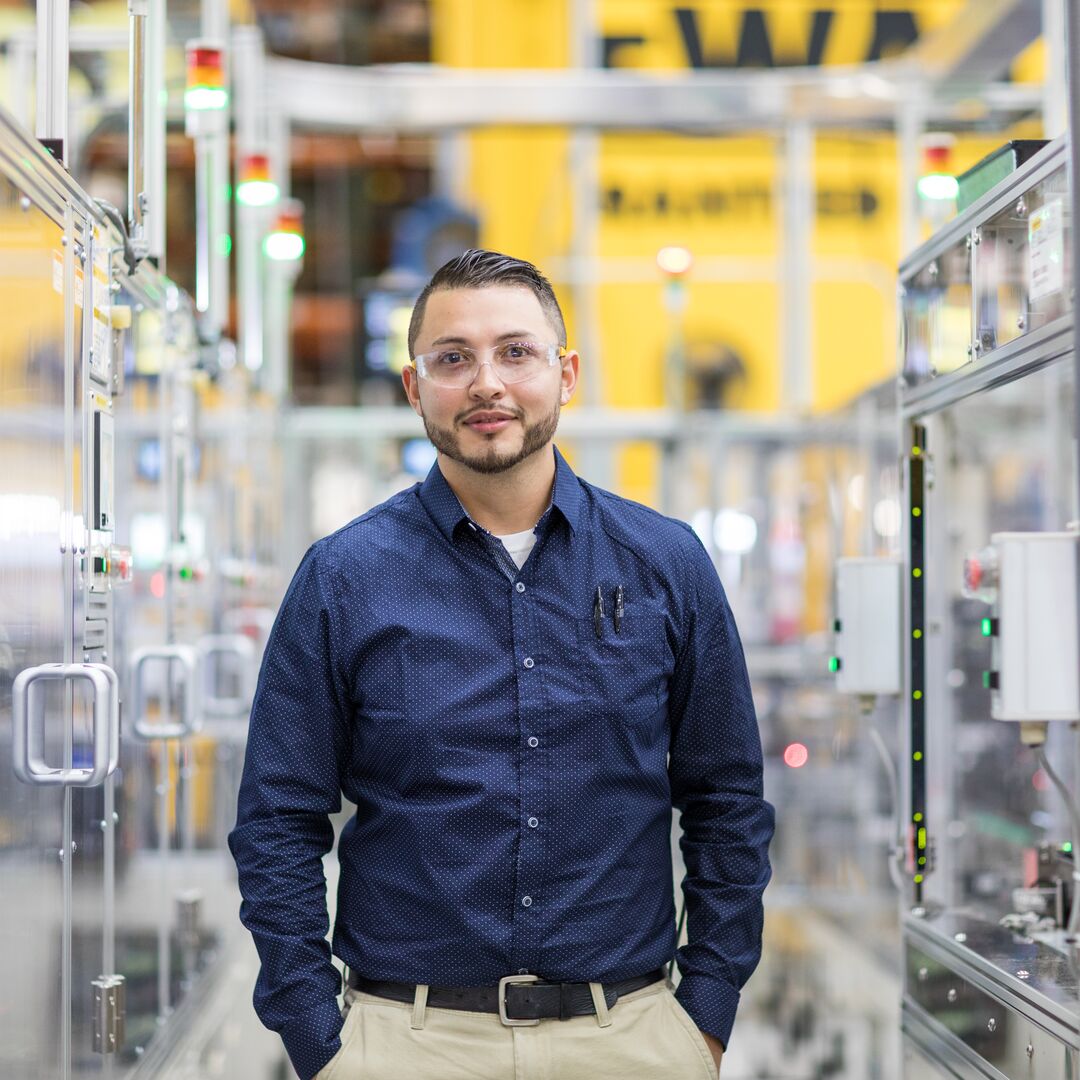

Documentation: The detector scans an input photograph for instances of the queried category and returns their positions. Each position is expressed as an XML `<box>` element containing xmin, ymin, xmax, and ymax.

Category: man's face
<box><xmin>403</xmin><ymin>285</ymin><xmax>578</xmax><ymax>476</ymax></box>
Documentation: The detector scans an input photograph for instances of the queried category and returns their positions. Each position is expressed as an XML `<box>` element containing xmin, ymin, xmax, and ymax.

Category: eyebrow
<box><xmin>429</xmin><ymin>330</ymin><xmax>537</xmax><ymax>347</ymax></box>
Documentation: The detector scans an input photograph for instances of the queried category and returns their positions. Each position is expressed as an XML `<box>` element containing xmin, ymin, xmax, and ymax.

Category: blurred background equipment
<box><xmin>0</xmin><ymin>0</ymin><xmax>1076</xmax><ymax>1077</ymax></box>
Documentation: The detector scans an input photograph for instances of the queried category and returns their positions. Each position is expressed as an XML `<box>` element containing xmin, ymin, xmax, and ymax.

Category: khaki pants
<box><xmin>315</xmin><ymin>977</ymin><xmax>720</xmax><ymax>1080</ymax></box>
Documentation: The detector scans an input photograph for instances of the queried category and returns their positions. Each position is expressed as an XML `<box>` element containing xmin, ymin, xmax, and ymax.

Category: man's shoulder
<box><xmin>582</xmin><ymin>479</ymin><xmax>705</xmax><ymax>567</ymax></box>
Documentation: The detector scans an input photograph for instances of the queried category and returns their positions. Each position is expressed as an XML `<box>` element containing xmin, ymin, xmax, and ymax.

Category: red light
<box><xmin>150</xmin><ymin>571</ymin><xmax>166</xmax><ymax>599</ymax></box>
<box><xmin>1033</xmin><ymin>769</ymin><xmax>1050</xmax><ymax>792</ymax></box>
<box><xmin>783</xmin><ymin>743</ymin><xmax>809</xmax><ymax>769</ymax></box>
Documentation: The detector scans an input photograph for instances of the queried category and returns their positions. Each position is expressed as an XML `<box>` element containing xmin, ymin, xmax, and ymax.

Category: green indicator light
<box><xmin>1064</xmin><ymin>843</ymin><xmax>1073</xmax><ymax>854</ymax></box>
<box><xmin>913</xmin><ymin>568</ymin><xmax>922</xmax><ymax>578</ymax></box>
<box><xmin>912</xmin><ymin>446</ymin><xmax>921</xmax><ymax>456</ymax></box>
<box><xmin>220</xmin><ymin>233</ymin><xmax>232</xmax><ymax>258</ymax></box>
<box><xmin>917</xmin><ymin>173</ymin><xmax>960</xmax><ymax>201</ymax></box>
<box><xmin>913</xmin><ymin>813</ymin><xmax>923</xmax><ymax>823</ymax></box>
<box><xmin>913</xmin><ymin>751</ymin><xmax>923</xmax><ymax>762</ymax></box>
<box><xmin>237</xmin><ymin>178</ymin><xmax>280</xmax><ymax>208</ymax></box>
<box><xmin>918</xmin><ymin>856</ymin><xmax>926</xmax><ymax>866</ymax></box>
<box><xmin>912</xmin><ymin>507</ymin><xmax>922</xmax><ymax>517</ymax></box>
<box><xmin>982</xmin><ymin>671</ymin><xmax>992</xmax><ymax>689</ymax></box>
<box><xmin>913</xmin><ymin>690</ymin><xmax>923</xmax><ymax>700</ymax></box>
<box><xmin>918</xmin><ymin>827</ymin><xmax>926</xmax><ymax>849</ymax></box>
<box><xmin>829</xmin><ymin>656</ymin><xmax>841</xmax><ymax>673</ymax></box>
<box><xmin>184</xmin><ymin>85</ymin><xmax>229</xmax><ymax>111</ymax></box>
<box><xmin>914</xmin><ymin>874</ymin><xmax>924</xmax><ymax>884</ymax></box>
<box><xmin>981</xmin><ymin>618</ymin><xmax>993</xmax><ymax>637</ymax></box>
<box><xmin>913</xmin><ymin>629</ymin><xmax>922</xmax><ymax>639</ymax></box>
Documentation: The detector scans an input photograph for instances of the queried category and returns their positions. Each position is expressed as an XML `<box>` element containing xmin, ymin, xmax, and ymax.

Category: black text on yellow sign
<box><xmin>601</xmin><ymin>3</ymin><xmax>963</xmax><ymax>70</ymax></box>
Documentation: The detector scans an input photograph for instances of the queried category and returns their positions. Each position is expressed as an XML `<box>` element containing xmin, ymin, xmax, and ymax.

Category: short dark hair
<box><xmin>407</xmin><ymin>248</ymin><xmax>567</xmax><ymax>356</ymax></box>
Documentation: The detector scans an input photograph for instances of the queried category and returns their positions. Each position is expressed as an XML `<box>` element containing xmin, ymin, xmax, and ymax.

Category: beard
<box><xmin>423</xmin><ymin>398</ymin><xmax>561</xmax><ymax>475</ymax></box>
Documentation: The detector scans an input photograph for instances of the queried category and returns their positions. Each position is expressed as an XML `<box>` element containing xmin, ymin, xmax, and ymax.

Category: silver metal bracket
<box><xmin>92</xmin><ymin>974</ymin><xmax>126</xmax><ymax>1054</ymax></box>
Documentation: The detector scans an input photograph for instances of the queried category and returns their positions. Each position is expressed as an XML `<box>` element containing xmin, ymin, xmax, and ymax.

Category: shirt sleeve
<box><xmin>227</xmin><ymin>542</ymin><xmax>352</xmax><ymax>1080</ymax></box>
<box><xmin>667</xmin><ymin>530</ymin><xmax>775</xmax><ymax>1051</ymax></box>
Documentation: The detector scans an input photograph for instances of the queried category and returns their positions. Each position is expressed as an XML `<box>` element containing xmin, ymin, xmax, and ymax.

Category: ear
<box><xmin>559</xmin><ymin>350</ymin><xmax>580</xmax><ymax>406</ymax></box>
<box><xmin>402</xmin><ymin>364</ymin><xmax>423</xmax><ymax>417</ymax></box>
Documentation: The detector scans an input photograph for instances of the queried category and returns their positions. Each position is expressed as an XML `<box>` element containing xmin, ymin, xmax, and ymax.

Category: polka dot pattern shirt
<box><xmin>228</xmin><ymin>445</ymin><xmax>774</xmax><ymax>1080</ymax></box>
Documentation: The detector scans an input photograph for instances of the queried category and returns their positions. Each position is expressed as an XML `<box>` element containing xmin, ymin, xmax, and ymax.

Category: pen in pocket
<box><xmin>613</xmin><ymin>585</ymin><xmax>624</xmax><ymax>634</ymax></box>
<box><xmin>593</xmin><ymin>585</ymin><xmax>604</xmax><ymax>639</ymax></box>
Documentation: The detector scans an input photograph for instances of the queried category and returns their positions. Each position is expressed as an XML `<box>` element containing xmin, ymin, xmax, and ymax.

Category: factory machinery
<box><xmin>834</xmin><ymin>133</ymin><xmax>1079</xmax><ymax>1078</ymax></box>
<box><xmin>2</xmin><ymin>3</ymin><xmax>1078</xmax><ymax>1079</ymax></box>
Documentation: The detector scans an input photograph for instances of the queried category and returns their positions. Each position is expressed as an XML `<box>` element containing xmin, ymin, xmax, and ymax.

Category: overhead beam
<box><xmin>265</xmin><ymin>58</ymin><xmax>1040</xmax><ymax>133</ymax></box>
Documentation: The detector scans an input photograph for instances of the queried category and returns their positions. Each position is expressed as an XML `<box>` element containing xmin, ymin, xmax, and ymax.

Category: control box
<box><xmin>985</xmin><ymin>532</ymin><xmax>1080</xmax><ymax>722</ymax></box>
<box><xmin>832</xmin><ymin>557</ymin><xmax>902</xmax><ymax>695</ymax></box>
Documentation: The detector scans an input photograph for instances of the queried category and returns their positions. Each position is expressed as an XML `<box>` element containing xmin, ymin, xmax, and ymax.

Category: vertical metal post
<box><xmin>145</xmin><ymin>0</ymin><xmax>167</xmax><ymax>263</ymax></box>
<box><xmin>263</xmin><ymin>110</ymin><xmax>294</xmax><ymax>400</ymax></box>
<box><xmin>1046</xmin><ymin>0</ymin><xmax>1069</xmax><ymax>138</ymax></box>
<box><xmin>36</xmin><ymin>0</ymin><xmax>69</xmax><ymax>161</ymax></box>
<box><xmin>781</xmin><ymin>120</ymin><xmax>814</xmax><ymax>412</ymax></box>
<box><xmin>199</xmin><ymin>0</ymin><xmax>231</xmax><ymax>339</ymax></box>
<box><xmin>234</xmin><ymin>25</ymin><xmax>267</xmax><ymax>373</ymax></box>
<box><xmin>128</xmin><ymin>0</ymin><xmax>148</xmax><ymax>244</ymax></box>
<box><xmin>10</xmin><ymin>33</ymin><xmax>35</xmax><ymax>133</ymax></box>
<box><xmin>1065</xmin><ymin>1</ymin><xmax>1080</xmax><ymax>749</ymax></box>
<box><xmin>896</xmin><ymin>98</ymin><xmax>924</xmax><ymax>258</ymax></box>
<box><xmin>568</xmin><ymin>0</ymin><xmax>611</xmax><ymax>487</ymax></box>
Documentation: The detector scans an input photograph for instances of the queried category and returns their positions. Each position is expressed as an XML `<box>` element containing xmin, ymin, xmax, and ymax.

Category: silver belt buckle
<box><xmin>498</xmin><ymin>973</ymin><xmax>541</xmax><ymax>1027</ymax></box>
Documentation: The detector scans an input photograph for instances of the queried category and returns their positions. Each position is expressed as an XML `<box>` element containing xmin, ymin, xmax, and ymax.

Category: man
<box><xmin>229</xmin><ymin>249</ymin><xmax>774</xmax><ymax>1080</ymax></box>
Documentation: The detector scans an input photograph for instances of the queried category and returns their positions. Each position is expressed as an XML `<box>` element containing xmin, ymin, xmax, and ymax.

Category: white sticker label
<box><xmin>92</xmin><ymin>309</ymin><xmax>110</xmax><ymax>374</ymax></box>
<box><xmin>1029</xmin><ymin>198</ymin><xmax>1064</xmax><ymax>302</ymax></box>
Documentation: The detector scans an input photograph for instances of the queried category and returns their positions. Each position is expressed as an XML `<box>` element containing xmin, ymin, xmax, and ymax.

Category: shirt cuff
<box><xmin>674</xmin><ymin>973</ymin><xmax>740</xmax><ymax>1051</ymax></box>
<box><xmin>279</xmin><ymin>997</ymin><xmax>346</xmax><ymax>1080</ymax></box>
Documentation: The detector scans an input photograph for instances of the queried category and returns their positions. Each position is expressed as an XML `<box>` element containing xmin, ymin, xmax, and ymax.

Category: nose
<box><xmin>468</xmin><ymin>359</ymin><xmax>507</xmax><ymax>397</ymax></box>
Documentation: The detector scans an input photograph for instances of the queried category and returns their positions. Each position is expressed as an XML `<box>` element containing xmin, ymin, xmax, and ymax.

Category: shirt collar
<box><xmin>417</xmin><ymin>444</ymin><xmax>581</xmax><ymax>542</ymax></box>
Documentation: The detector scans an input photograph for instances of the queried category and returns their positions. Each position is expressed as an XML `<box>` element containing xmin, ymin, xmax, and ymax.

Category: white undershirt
<box><xmin>496</xmin><ymin>527</ymin><xmax>538</xmax><ymax>569</ymax></box>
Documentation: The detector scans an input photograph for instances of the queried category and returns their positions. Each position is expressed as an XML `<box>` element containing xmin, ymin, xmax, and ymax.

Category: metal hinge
<box><xmin>92</xmin><ymin>974</ymin><xmax>126</xmax><ymax>1054</ymax></box>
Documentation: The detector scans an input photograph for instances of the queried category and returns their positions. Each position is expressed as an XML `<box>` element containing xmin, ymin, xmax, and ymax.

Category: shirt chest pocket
<box><xmin>573</xmin><ymin>605</ymin><xmax>668</xmax><ymax>725</ymax></box>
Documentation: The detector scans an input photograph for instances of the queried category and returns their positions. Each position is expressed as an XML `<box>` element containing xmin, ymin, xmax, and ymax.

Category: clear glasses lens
<box><xmin>417</xmin><ymin>342</ymin><xmax>558</xmax><ymax>386</ymax></box>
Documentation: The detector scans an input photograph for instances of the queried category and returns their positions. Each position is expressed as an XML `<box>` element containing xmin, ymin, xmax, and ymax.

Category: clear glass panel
<box><xmin>902</xmin><ymin>239</ymin><xmax>973</xmax><ymax>385</ymax></box>
<box><xmin>921</xmin><ymin>357</ymin><xmax>1077</xmax><ymax>917</ymax></box>
<box><xmin>111</xmin><ymin>302</ymin><xmax>169</xmax><ymax>1059</ymax></box>
<box><xmin>975</xmin><ymin>163</ymin><xmax>1071</xmax><ymax>355</ymax></box>
<box><xmin>0</xmin><ymin>177</ymin><xmax>69</xmax><ymax>1079</ymax></box>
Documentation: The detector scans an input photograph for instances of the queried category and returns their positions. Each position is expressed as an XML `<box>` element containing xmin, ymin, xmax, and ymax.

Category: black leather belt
<box><xmin>346</xmin><ymin>968</ymin><xmax>667</xmax><ymax>1026</ymax></box>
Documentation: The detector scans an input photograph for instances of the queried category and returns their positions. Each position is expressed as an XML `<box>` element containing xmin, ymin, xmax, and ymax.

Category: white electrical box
<box><xmin>833</xmin><ymin>557</ymin><xmax>902</xmax><ymax>695</ymax></box>
<box><xmin>989</xmin><ymin>531</ymin><xmax>1080</xmax><ymax>722</ymax></box>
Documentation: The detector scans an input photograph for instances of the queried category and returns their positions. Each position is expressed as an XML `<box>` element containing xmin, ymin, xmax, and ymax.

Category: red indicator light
<box><xmin>783</xmin><ymin>743</ymin><xmax>809</xmax><ymax>769</ymax></box>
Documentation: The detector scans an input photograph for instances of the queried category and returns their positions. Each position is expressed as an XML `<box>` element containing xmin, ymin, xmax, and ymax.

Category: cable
<box><xmin>93</xmin><ymin>198</ymin><xmax>139</xmax><ymax>275</ymax></box>
<box><xmin>1035</xmin><ymin>745</ymin><xmax>1080</xmax><ymax>935</ymax></box>
<box><xmin>867</xmin><ymin>721</ymin><xmax>906</xmax><ymax>893</ymax></box>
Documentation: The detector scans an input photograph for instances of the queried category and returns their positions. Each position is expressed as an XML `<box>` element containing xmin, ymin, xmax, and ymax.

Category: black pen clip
<box><xmin>593</xmin><ymin>585</ymin><xmax>605</xmax><ymax>639</ymax></box>
<box><xmin>613</xmin><ymin>585</ymin><xmax>624</xmax><ymax>634</ymax></box>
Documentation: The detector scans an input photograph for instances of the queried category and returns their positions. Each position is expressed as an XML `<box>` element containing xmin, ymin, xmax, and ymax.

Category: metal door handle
<box><xmin>129</xmin><ymin>645</ymin><xmax>200</xmax><ymax>740</ymax></box>
<box><xmin>196</xmin><ymin>634</ymin><xmax>256</xmax><ymax>719</ymax></box>
<box><xmin>12</xmin><ymin>663</ymin><xmax>120</xmax><ymax>787</ymax></box>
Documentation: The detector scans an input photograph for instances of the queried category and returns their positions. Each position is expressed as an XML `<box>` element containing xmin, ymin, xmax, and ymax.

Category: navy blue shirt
<box><xmin>229</xmin><ymin>446</ymin><xmax>773</xmax><ymax>1080</ymax></box>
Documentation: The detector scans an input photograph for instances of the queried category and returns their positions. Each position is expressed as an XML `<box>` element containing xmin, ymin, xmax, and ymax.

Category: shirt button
<box><xmin>522</xmin><ymin>896</ymin><xmax>532</xmax><ymax>907</ymax></box>
<box><xmin>527</xmin><ymin>736</ymin><xmax>538</xmax><ymax>747</ymax></box>
<box><xmin>528</xmin><ymin>817</ymin><xmax>538</xmax><ymax>828</ymax></box>
<box><xmin>515</xmin><ymin>582</ymin><xmax>526</xmax><ymax>593</ymax></box>
<box><xmin>523</xmin><ymin>657</ymin><xmax>534</xmax><ymax>669</ymax></box>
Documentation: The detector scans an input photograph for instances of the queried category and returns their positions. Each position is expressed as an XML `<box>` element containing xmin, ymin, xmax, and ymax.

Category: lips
<box><xmin>463</xmin><ymin>412</ymin><xmax>516</xmax><ymax>432</ymax></box>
